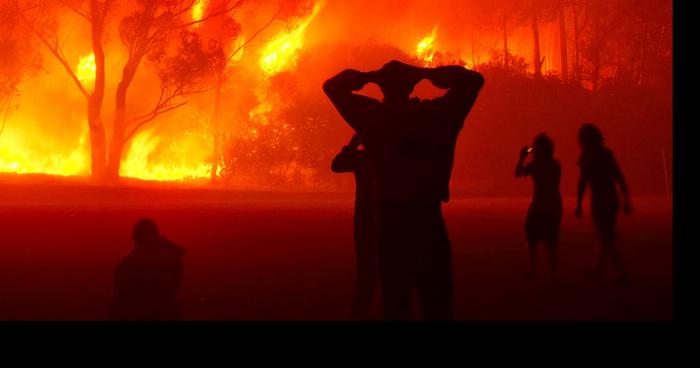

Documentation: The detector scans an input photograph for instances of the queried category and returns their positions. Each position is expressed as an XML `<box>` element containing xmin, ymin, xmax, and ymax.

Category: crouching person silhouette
<box><xmin>109</xmin><ymin>218</ymin><xmax>186</xmax><ymax>320</ymax></box>
<box><xmin>324</xmin><ymin>60</ymin><xmax>485</xmax><ymax>320</ymax></box>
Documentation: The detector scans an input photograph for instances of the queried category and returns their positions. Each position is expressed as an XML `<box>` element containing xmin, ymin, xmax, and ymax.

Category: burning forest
<box><xmin>0</xmin><ymin>0</ymin><xmax>672</xmax><ymax>196</ymax></box>
<box><xmin>0</xmin><ymin>0</ymin><xmax>677</xmax><ymax>324</ymax></box>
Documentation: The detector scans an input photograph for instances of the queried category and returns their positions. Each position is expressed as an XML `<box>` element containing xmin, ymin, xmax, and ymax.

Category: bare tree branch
<box><xmin>226</xmin><ymin>9</ymin><xmax>282</xmax><ymax>64</ymax></box>
<box><xmin>124</xmin><ymin>101</ymin><xmax>188</xmax><ymax>142</ymax></box>
<box><xmin>19</xmin><ymin>12</ymin><xmax>90</xmax><ymax>98</ymax></box>
<box><xmin>59</xmin><ymin>0</ymin><xmax>91</xmax><ymax>22</ymax></box>
<box><xmin>175</xmin><ymin>0</ymin><xmax>245</xmax><ymax>30</ymax></box>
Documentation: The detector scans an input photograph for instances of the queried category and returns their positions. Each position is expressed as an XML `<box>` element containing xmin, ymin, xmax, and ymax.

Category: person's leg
<box><xmin>545</xmin><ymin>241</ymin><xmax>558</xmax><ymax>283</ymax></box>
<box><xmin>591</xmin><ymin>241</ymin><xmax>608</xmax><ymax>276</ymax></box>
<box><xmin>605</xmin><ymin>210</ymin><xmax>629</xmax><ymax>284</ymax></box>
<box><xmin>377</xmin><ymin>207</ymin><xmax>413</xmax><ymax>320</ymax></box>
<box><xmin>416</xmin><ymin>205</ymin><xmax>453</xmax><ymax>321</ymax></box>
<box><xmin>591</xmin><ymin>209</ymin><xmax>612</xmax><ymax>278</ymax></box>
<box><xmin>351</xmin><ymin>216</ymin><xmax>376</xmax><ymax>319</ymax></box>
<box><xmin>524</xmin><ymin>210</ymin><xmax>537</xmax><ymax>278</ymax></box>
<box><xmin>605</xmin><ymin>240</ymin><xmax>629</xmax><ymax>284</ymax></box>
<box><xmin>379</xmin><ymin>248</ymin><xmax>411</xmax><ymax>320</ymax></box>
<box><xmin>524</xmin><ymin>241</ymin><xmax>537</xmax><ymax>278</ymax></box>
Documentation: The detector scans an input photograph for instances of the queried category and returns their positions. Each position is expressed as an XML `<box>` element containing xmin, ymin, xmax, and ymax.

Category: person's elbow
<box><xmin>323</xmin><ymin>69</ymin><xmax>357</xmax><ymax>95</ymax></box>
<box><xmin>462</xmin><ymin>70</ymin><xmax>485</xmax><ymax>91</ymax></box>
<box><xmin>453</xmin><ymin>66</ymin><xmax>484</xmax><ymax>84</ymax></box>
<box><xmin>331</xmin><ymin>158</ymin><xmax>345</xmax><ymax>173</ymax></box>
<box><xmin>322</xmin><ymin>79</ymin><xmax>337</xmax><ymax>98</ymax></box>
<box><xmin>473</xmin><ymin>72</ymin><xmax>485</xmax><ymax>89</ymax></box>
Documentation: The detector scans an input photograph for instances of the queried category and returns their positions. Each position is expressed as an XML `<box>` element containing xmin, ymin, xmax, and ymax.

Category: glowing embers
<box><xmin>416</xmin><ymin>26</ymin><xmax>438</xmax><ymax>67</ymax></box>
<box><xmin>259</xmin><ymin>1</ymin><xmax>323</xmax><ymax>77</ymax></box>
<box><xmin>120</xmin><ymin>128</ymin><xmax>212</xmax><ymax>182</ymax></box>
<box><xmin>76</xmin><ymin>53</ymin><xmax>96</xmax><ymax>90</ymax></box>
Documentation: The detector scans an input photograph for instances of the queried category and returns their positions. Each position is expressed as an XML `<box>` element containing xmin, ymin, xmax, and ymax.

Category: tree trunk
<box><xmin>88</xmin><ymin>0</ymin><xmax>107</xmax><ymax>181</ymax></box>
<box><xmin>87</xmin><ymin>98</ymin><xmax>106</xmax><ymax>180</ymax></box>
<box><xmin>503</xmin><ymin>14</ymin><xmax>509</xmax><ymax>68</ymax></box>
<box><xmin>571</xmin><ymin>0</ymin><xmax>579</xmax><ymax>81</ymax></box>
<box><xmin>558</xmin><ymin>2</ymin><xmax>569</xmax><ymax>80</ymax></box>
<box><xmin>532</xmin><ymin>11</ymin><xmax>543</xmax><ymax>78</ymax></box>
<box><xmin>106</xmin><ymin>60</ymin><xmax>139</xmax><ymax>181</ymax></box>
<box><xmin>590</xmin><ymin>19</ymin><xmax>601</xmax><ymax>90</ymax></box>
<box><xmin>210</xmin><ymin>76</ymin><xmax>223</xmax><ymax>183</ymax></box>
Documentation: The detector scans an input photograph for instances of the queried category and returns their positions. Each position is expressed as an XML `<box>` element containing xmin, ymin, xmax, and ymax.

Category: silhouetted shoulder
<box><xmin>159</xmin><ymin>236</ymin><xmax>186</xmax><ymax>256</ymax></box>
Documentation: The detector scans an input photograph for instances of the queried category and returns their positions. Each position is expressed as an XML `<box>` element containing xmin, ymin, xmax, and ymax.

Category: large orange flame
<box><xmin>121</xmin><ymin>128</ymin><xmax>212</xmax><ymax>182</ymax></box>
<box><xmin>416</xmin><ymin>26</ymin><xmax>438</xmax><ymax>67</ymax></box>
<box><xmin>259</xmin><ymin>1</ymin><xmax>323</xmax><ymax>77</ymax></box>
<box><xmin>0</xmin><ymin>121</ymin><xmax>90</xmax><ymax>176</ymax></box>
<box><xmin>76</xmin><ymin>53</ymin><xmax>96</xmax><ymax>91</ymax></box>
<box><xmin>191</xmin><ymin>0</ymin><xmax>208</xmax><ymax>26</ymax></box>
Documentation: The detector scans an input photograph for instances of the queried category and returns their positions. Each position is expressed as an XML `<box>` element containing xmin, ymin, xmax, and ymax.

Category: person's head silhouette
<box><xmin>532</xmin><ymin>133</ymin><xmax>555</xmax><ymax>160</ymax></box>
<box><xmin>578</xmin><ymin>123</ymin><xmax>604</xmax><ymax>151</ymax></box>
<box><xmin>132</xmin><ymin>218</ymin><xmax>159</xmax><ymax>247</ymax></box>
<box><xmin>371</xmin><ymin>60</ymin><xmax>424</xmax><ymax>104</ymax></box>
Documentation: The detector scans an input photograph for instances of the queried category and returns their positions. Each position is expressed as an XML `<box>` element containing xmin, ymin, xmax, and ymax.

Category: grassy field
<box><xmin>0</xmin><ymin>182</ymin><xmax>672</xmax><ymax>320</ymax></box>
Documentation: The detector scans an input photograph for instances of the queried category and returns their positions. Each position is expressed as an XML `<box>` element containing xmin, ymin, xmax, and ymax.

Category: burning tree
<box><xmin>14</xmin><ymin>0</ymin><xmax>311</xmax><ymax>182</ymax></box>
<box><xmin>192</xmin><ymin>0</ymin><xmax>315</xmax><ymax>183</ymax></box>
<box><xmin>17</xmin><ymin>0</ymin><xmax>113</xmax><ymax>179</ymax></box>
<box><xmin>106</xmin><ymin>0</ymin><xmax>247</xmax><ymax>181</ymax></box>
<box><xmin>1</xmin><ymin>1</ymin><xmax>41</xmax><ymax>113</ymax></box>
<box><xmin>218</xmin><ymin>1</ymin><xmax>319</xmax><ymax>186</ymax></box>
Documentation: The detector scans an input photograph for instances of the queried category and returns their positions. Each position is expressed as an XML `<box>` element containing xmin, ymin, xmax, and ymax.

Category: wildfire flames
<box><xmin>121</xmin><ymin>128</ymin><xmax>213</xmax><ymax>182</ymax></box>
<box><xmin>192</xmin><ymin>0</ymin><xmax>208</xmax><ymax>25</ymax></box>
<box><xmin>0</xmin><ymin>123</ymin><xmax>89</xmax><ymax>176</ymax></box>
<box><xmin>416</xmin><ymin>26</ymin><xmax>437</xmax><ymax>67</ymax></box>
<box><xmin>76</xmin><ymin>53</ymin><xmax>96</xmax><ymax>90</ymax></box>
<box><xmin>259</xmin><ymin>2</ymin><xmax>323</xmax><ymax>77</ymax></box>
<box><xmin>0</xmin><ymin>0</ymin><xmax>667</xmax><ymax>187</ymax></box>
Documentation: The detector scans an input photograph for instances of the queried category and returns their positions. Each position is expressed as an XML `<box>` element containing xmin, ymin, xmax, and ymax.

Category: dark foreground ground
<box><xmin>0</xmin><ymin>183</ymin><xmax>672</xmax><ymax>320</ymax></box>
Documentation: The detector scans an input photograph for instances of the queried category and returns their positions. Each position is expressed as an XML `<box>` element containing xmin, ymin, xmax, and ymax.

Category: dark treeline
<box><xmin>220</xmin><ymin>23</ymin><xmax>671</xmax><ymax>197</ymax></box>
<box><xmin>216</xmin><ymin>0</ymin><xmax>671</xmax><ymax>195</ymax></box>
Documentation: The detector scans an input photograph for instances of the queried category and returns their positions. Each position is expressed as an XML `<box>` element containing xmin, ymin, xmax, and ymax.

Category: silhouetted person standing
<box><xmin>324</xmin><ymin>60</ymin><xmax>484</xmax><ymax>320</ymax></box>
<box><xmin>109</xmin><ymin>218</ymin><xmax>186</xmax><ymax>320</ymax></box>
<box><xmin>575</xmin><ymin>124</ymin><xmax>632</xmax><ymax>285</ymax></box>
<box><xmin>515</xmin><ymin>133</ymin><xmax>562</xmax><ymax>282</ymax></box>
<box><xmin>332</xmin><ymin>134</ymin><xmax>377</xmax><ymax>319</ymax></box>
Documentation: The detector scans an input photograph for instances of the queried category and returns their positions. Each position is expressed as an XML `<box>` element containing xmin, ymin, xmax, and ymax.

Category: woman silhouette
<box><xmin>575</xmin><ymin>124</ymin><xmax>632</xmax><ymax>285</ymax></box>
<box><xmin>516</xmin><ymin>133</ymin><xmax>562</xmax><ymax>282</ymax></box>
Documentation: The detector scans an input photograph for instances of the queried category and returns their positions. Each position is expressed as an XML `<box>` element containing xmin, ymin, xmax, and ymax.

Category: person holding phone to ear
<box><xmin>324</xmin><ymin>60</ymin><xmax>484</xmax><ymax>320</ymax></box>
<box><xmin>516</xmin><ymin>133</ymin><xmax>562</xmax><ymax>283</ymax></box>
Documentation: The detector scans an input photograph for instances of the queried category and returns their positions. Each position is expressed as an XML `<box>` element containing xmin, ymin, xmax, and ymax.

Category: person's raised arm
<box><xmin>515</xmin><ymin>146</ymin><xmax>531</xmax><ymax>177</ymax></box>
<box><xmin>323</xmin><ymin>69</ymin><xmax>380</xmax><ymax>133</ymax></box>
<box><xmin>426</xmin><ymin>65</ymin><xmax>485</xmax><ymax>123</ymax></box>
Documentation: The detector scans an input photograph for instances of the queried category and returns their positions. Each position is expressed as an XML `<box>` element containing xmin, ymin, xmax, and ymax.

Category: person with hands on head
<box><xmin>324</xmin><ymin>60</ymin><xmax>485</xmax><ymax>320</ymax></box>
